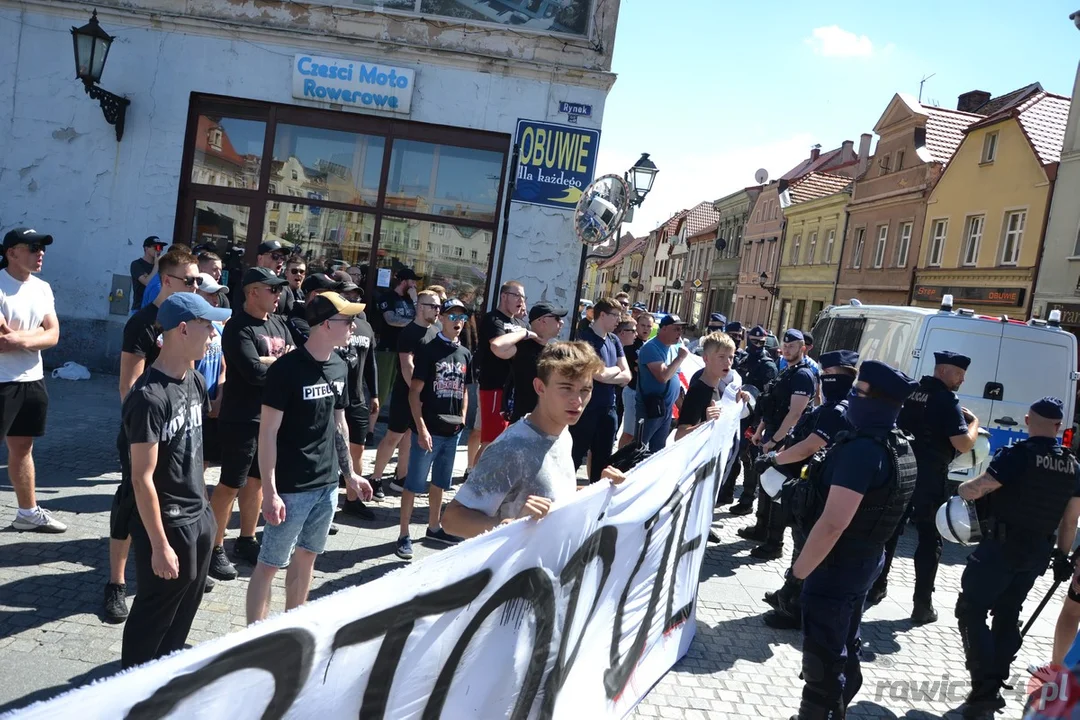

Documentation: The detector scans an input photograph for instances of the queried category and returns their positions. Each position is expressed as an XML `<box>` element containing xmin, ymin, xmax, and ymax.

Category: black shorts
<box><xmin>387</xmin><ymin>389</ymin><xmax>412</xmax><ymax>435</ymax></box>
<box><xmin>1069</xmin><ymin>583</ymin><xmax>1080</xmax><ymax>605</ymax></box>
<box><xmin>0</xmin><ymin>379</ymin><xmax>48</xmax><ymax>438</ymax></box>
<box><xmin>110</xmin><ymin>482</ymin><xmax>135</xmax><ymax>541</ymax></box>
<box><xmin>346</xmin><ymin>410</ymin><xmax>369</xmax><ymax>447</ymax></box>
<box><xmin>218</xmin><ymin>420</ymin><xmax>261</xmax><ymax>489</ymax></box>
<box><xmin>203</xmin><ymin>415</ymin><xmax>221</xmax><ymax>466</ymax></box>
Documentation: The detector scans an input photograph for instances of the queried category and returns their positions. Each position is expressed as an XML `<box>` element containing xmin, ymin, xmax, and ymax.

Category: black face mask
<box><xmin>747</xmin><ymin>342</ymin><xmax>764</xmax><ymax>356</ymax></box>
<box><xmin>820</xmin><ymin>374</ymin><xmax>855</xmax><ymax>404</ymax></box>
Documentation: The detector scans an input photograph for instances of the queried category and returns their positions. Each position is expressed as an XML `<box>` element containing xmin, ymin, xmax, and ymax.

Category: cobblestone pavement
<box><xmin>0</xmin><ymin>375</ymin><xmax>1062</xmax><ymax>718</ymax></box>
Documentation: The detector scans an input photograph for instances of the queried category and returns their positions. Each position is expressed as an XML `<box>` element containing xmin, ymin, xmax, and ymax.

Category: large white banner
<box><xmin>6</xmin><ymin>395</ymin><xmax>741</xmax><ymax>720</ymax></box>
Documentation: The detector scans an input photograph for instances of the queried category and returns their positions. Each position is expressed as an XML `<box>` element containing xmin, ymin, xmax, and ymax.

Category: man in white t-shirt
<box><xmin>0</xmin><ymin>228</ymin><xmax>63</xmax><ymax>533</ymax></box>
<box><xmin>443</xmin><ymin>340</ymin><xmax>624</xmax><ymax>539</ymax></box>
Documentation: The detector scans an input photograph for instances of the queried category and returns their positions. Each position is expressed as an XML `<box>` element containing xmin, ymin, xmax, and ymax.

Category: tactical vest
<box><xmin>787</xmin><ymin>428</ymin><xmax>917</xmax><ymax>547</ymax></box>
<box><xmin>759</xmin><ymin>357</ymin><xmax>812</xmax><ymax>431</ymax></box>
<box><xmin>736</xmin><ymin>351</ymin><xmax>776</xmax><ymax>427</ymax></box>
<box><xmin>989</xmin><ymin>441</ymin><xmax>1078</xmax><ymax>540</ymax></box>
<box><xmin>773</xmin><ymin>400</ymin><xmax>848</xmax><ymax>478</ymax></box>
<box><xmin>897</xmin><ymin>376</ymin><xmax>957</xmax><ymax>477</ymax></box>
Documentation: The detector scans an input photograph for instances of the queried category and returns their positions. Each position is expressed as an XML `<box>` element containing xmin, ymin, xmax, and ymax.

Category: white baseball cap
<box><xmin>197</xmin><ymin>273</ymin><xmax>227</xmax><ymax>294</ymax></box>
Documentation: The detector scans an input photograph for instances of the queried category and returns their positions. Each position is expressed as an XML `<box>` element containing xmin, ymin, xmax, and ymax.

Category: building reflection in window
<box><xmin>191</xmin><ymin>116</ymin><xmax>266</xmax><ymax>190</ymax></box>
<box><xmin>385</xmin><ymin>140</ymin><xmax>502</xmax><ymax>222</ymax></box>
<box><xmin>271</xmin><ymin>124</ymin><xmax>385</xmax><ymax>207</ymax></box>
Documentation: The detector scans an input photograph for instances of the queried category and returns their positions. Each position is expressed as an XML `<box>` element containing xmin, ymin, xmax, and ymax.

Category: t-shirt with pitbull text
<box><xmin>262</xmin><ymin>349</ymin><xmax>349</xmax><ymax>493</ymax></box>
<box><xmin>411</xmin><ymin>333</ymin><xmax>473</xmax><ymax>436</ymax></box>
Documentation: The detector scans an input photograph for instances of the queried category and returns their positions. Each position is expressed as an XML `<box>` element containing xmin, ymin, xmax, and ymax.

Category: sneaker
<box><xmin>372</xmin><ymin>478</ymin><xmax>386</xmax><ymax>501</ymax></box>
<box><xmin>328</xmin><ymin>523</ymin><xmax>339</xmax><ymax>536</ymax></box>
<box><xmin>388</xmin><ymin>478</ymin><xmax>406</xmax><ymax>494</ymax></box>
<box><xmin>341</xmin><ymin>498</ymin><xmax>375</xmax><ymax>520</ymax></box>
<box><xmin>103</xmin><ymin>583</ymin><xmax>128</xmax><ymax>624</ymax></box>
<box><xmin>426</xmin><ymin>527</ymin><xmax>463</xmax><ymax>546</ymax></box>
<box><xmin>729</xmin><ymin>502</ymin><xmax>754</xmax><ymax>516</ymax></box>
<box><xmin>233</xmin><ymin>536</ymin><xmax>261</xmax><ymax>566</ymax></box>
<box><xmin>911</xmin><ymin>601</ymin><xmax>938</xmax><ymax>626</ymax></box>
<box><xmin>11</xmin><ymin>507</ymin><xmax>67</xmax><ymax>533</ymax></box>
<box><xmin>203</xmin><ymin>576</ymin><xmax>216</xmax><ymax>593</ymax></box>
<box><xmin>395</xmin><ymin>535</ymin><xmax>414</xmax><ymax>560</ymax></box>
<box><xmin>209</xmin><ymin>545</ymin><xmax>238</xmax><ymax>580</ymax></box>
<box><xmin>750</xmin><ymin>543</ymin><xmax>783</xmax><ymax>560</ymax></box>
<box><xmin>762</xmin><ymin>608</ymin><xmax>801</xmax><ymax>630</ymax></box>
<box><xmin>737</xmin><ymin>525</ymin><xmax>767</xmax><ymax>542</ymax></box>
<box><xmin>715</xmin><ymin>492</ymin><xmax>734</xmax><ymax>507</ymax></box>
<box><xmin>707</xmin><ymin>528</ymin><xmax>722</xmax><ymax>543</ymax></box>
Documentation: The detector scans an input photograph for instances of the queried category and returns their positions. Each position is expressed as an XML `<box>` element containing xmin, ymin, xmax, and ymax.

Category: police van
<box><xmin>810</xmin><ymin>295</ymin><xmax>1079</xmax><ymax>477</ymax></box>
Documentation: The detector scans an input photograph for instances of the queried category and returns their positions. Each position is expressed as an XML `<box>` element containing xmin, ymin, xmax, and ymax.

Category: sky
<box><xmin>596</xmin><ymin>0</ymin><xmax>1080</xmax><ymax>237</ymax></box>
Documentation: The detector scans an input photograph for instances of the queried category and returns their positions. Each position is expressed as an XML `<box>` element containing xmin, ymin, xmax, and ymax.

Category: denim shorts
<box><xmin>405</xmin><ymin>430</ymin><xmax>461</xmax><ymax>494</ymax></box>
<box><xmin>258</xmin><ymin>484</ymin><xmax>336</xmax><ymax>568</ymax></box>
<box><xmin>621</xmin><ymin>386</ymin><xmax>637</xmax><ymax>435</ymax></box>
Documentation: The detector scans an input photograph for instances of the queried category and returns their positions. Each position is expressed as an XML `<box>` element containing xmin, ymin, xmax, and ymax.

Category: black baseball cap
<box><xmin>242</xmin><ymin>267</ymin><xmax>288</xmax><ymax>287</ymax></box>
<box><xmin>301</xmin><ymin>273</ymin><xmax>342</xmax><ymax>294</ymax></box>
<box><xmin>1</xmin><ymin>228</ymin><xmax>52</xmax><ymax>269</ymax></box>
<box><xmin>441</xmin><ymin>298</ymin><xmax>468</xmax><ymax>314</ymax></box>
<box><xmin>143</xmin><ymin>235</ymin><xmax>164</xmax><ymax>248</ymax></box>
<box><xmin>257</xmin><ymin>239</ymin><xmax>289</xmax><ymax>255</ymax></box>
<box><xmin>397</xmin><ymin>267</ymin><xmax>421</xmax><ymax>282</ymax></box>
<box><xmin>659</xmin><ymin>314</ymin><xmax>686</xmax><ymax>328</ymax></box>
<box><xmin>529</xmin><ymin>302</ymin><xmax>569</xmax><ymax>322</ymax></box>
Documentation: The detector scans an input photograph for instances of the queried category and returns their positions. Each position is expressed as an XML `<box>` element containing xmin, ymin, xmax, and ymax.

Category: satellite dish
<box><xmin>574</xmin><ymin>174</ymin><xmax>630</xmax><ymax>247</ymax></box>
<box><xmin>754</xmin><ymin>168</ymin><xmax>769</xmax><ymax>185</ymax></box>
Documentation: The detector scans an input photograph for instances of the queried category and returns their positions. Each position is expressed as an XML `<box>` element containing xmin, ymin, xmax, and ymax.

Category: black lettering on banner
<box><xmin>665</xmin><ymin>460</ymin><xmax>713</xmax><ymax>632</ymax></box>
<box><xmin>328</xmin><ymin>572</ymin><xmax>491</xmax><ymax>719</ymax></box>
<box><xmin>424</xmin><ymin>568</ymin><xmax>555</xmax><ymax>720</ymax></box>
<box><xmin>124</xmin><ymin>628</ymin><xmax>315</xmax><ymax>720</ymax></box>
<box><xmin>539</xmin><ymin>526</ymin><xmax>619</xmax><ymax>719</ymax></box>
<box><xmin>603</xmin><ymin>486</ymin><xmax>684</xmax><ymax>700</ymax></box>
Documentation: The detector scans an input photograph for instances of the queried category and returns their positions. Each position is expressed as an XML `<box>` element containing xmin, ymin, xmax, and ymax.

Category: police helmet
<box><xmin>948</xmin><ymin>427</ymin><xmax>992</xmax><ymax>472</ymax></box>
<box><xmin>760</xmin><ymin>466</ymin><xmax>785</xmax><ymax>502</ymax></box>
<box><xmin>740</xmin><ymin>385</ymin><xmax>759</xmax><ymax>420</ymax></box>
<box><xmin>936</xmin><ymin>496</ymin><xmax>983</xmax><ymax>546</ymax></box>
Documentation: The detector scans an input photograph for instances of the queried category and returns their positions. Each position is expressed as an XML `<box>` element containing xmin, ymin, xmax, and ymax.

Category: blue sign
<box><xmin>512</xmin><ymin>119</ymin><xmax>600</xmax><ymax>212</ymax></box>
<box><xmin>559</xmin><ymin>101</ymin><xmax>593</xmax><ymax>117</ymax></box>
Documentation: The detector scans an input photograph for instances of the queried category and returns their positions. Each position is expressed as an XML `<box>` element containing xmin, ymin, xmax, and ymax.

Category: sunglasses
<box><xmin>289</xmin><ymin>268</ymin><xmax>306</xmax><ymax>275</ymax></box>
<box><xmin>502</xmin><ymin>291</ymin><xmax>526</xmax><ymax>300</ymax></box>
<box><xmin>418</xmin><ymin>302</ymin><xmax>441</xmax><ymax>309</ymax></box>
<box><xmin>167</xmin><ymin>273</ymin><xmax>200</xmax><ymax>287</ymax></box>
<box><xmin>327</xmin><ymin>317</ymin><xmax>355</xmax><ymax>325</ymax></box>
<box><xmin>270</xmin><ymin>252</ymin><xmax>286</xmax><ymax>262</ymax></box>
<box><xmin>446</xmin><ymin>313</ymin><xmax>469</xmax><ymax>322</ymax></box>
<box><xmin>264</xmin><ymin>284</ymin><xmax>283</xmax><ymax>294</ymax></box>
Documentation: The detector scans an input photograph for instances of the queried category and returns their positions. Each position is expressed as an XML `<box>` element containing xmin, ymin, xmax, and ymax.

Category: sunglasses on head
<box><xmin>167</xmin><ymin>273</ymin><xmax>200</xmax><ymax>287</ymax></box>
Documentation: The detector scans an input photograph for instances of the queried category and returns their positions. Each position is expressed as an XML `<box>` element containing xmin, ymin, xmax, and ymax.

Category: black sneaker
<box><xmin>341</xmin><ymin>498</ymin><xmax>375</xmax><ymax>520</ymax></box>
<box><xmin>426</xmin><ymin>527</ymin><xmax>463</xmax><ymax>545</ymax></box>
<box><xmin>328</xmin><ymin>523</ymin><xmax>339</xmax><ymax>536</ymax></box>
<box><xmin>209</xmin><ymin>545</ymin><xmax>238</xmax><ymax>580</ymax></box>
<box><xmin>911</xmin><ymin>601</ymin><xmax>938</xmax><ymax>626</ymax></box>
<box><xmin>103</xmin><ymin>583</ymin><xmax>128</xmax><ymax>624</ymax></box>
<box><xmin>865</xmin><ymin>584</ymin><xmax>887</xmax><ymax>608</ymax></box>
<box><xmin>763</xmin><ymin>608</ymin><xmax>801</xmax><ymax>630</ymax></box>
<box><xmin>729</xmin><ymin>502</ymin><xmax>754</xmax><ymax>516</ymax></box>
<box><xmin>715</xmin><ymin>492</ymin><xmax>734</xmax><ymax>507</ymax></box>
<box><xmin>750</xmin><ymin>543</ymin><xmax>783</xmax><ymax>560</ymax></box>
<box><xmin>763</xmin><ymin>590</ymin><xmax>780</xmax><ymax>609</ymax></box>
<box><xmin>737</xmin><ymin>525</ymin><xmax>767</xmax><ymax>542</ymax></box>
<box><xmin>372</xmin><ymin>479</ymin><xmax>386</xmax><ymax>501</ymax></box>
<box><xmin>388</xmin><ymin>478</ymin><xmax>406</xmax><ymax>494</ymax></box>
<box><xmin>234</xmin><ymin>536</ymin><xmax>261</xmax><ymax>566</ymax></box>
<box><xmin>203</xmin><ymin>576</ymin><xmax>215</xmax><ymax>593</ymax></box>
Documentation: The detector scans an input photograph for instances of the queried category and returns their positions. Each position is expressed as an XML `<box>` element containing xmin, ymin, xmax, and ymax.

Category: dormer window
<box><xmin>208</xmin><ymin>127</ymin><xmax>223</xmax><ymax>151</ymax></box>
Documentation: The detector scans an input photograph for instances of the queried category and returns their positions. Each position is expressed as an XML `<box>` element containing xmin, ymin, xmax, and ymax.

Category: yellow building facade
<box><xmin>913</xmin><ymin>89</ymin><xmax>1068</xmax><ymax>317</ymax></box>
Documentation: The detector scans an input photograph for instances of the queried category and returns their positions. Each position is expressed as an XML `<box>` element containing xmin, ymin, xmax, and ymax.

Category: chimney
<box><xmin>856</xmin><ymin>133</ymin><xmax>872</xmax><ymax>176</ymax></box>
<box><xmin>810</xmin><ymin>144</ymin><xmax>821</xmax><ymax>161</ymax></box>
<box><xmin>841</xmin><ymin>139</ymin><xmax>854</xmax><ymax>162</ymax></box>
<box><xmin>957</xmin><ymin>90</ymin><xmax>991</xmax><ymax>114</ymax></box>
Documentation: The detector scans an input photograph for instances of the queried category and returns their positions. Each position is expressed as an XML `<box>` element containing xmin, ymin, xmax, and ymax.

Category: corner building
<box><xmin>0</xmin><ymin>0</ymin><xmax>619</xmax><ymax>370</ymax></box>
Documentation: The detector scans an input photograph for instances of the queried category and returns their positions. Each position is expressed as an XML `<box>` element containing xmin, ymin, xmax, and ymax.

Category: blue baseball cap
<box><xmin>1031</xmin><ymin>396</ymin><xmax>1065</xmax><ymax>421</ymax></box>
<box><xmin>820</xmin><ymin>350</ymin><xmax>859</xmax><ymax>370</ymax></box>
<box><xmin>725</xmin><ymin>321</ymin><xmax>744</xmax><ymax>334</ymax></box>
<box><xmin>158</xmin><ymin>293</ymin><xmax>231</xmax><ymax>331</ymax></box>
<box><xmin>708</xmin><ymin>313</ymin><xmax>727</xmax><ymax>326</ymax></box>
<box><xmin>783</xmin><ymin>328</ymin><xmax>804</xmax><ymax>343</ymax></box>
<box><xmin>933</xmin><ymin>350</ymin><xmax>971</xmax><ymax>370</ymax></box>
<box><xmin>857</xmin><ymin>360</ymin><xmax>918</xmax><ymax>402</ymax></box>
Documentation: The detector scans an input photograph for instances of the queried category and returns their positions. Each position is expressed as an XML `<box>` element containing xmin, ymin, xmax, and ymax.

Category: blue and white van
<box><xmin>810</xmin><ymin>296</ymin><xmax>1079</xmax><ymax>478</ymax></box>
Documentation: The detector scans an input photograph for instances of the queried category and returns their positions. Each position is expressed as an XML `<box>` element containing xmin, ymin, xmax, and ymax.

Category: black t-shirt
<box><xmin>277</xmin><ymin>286</ymin><xmax>302</xmax><ymax>317</ymax></box>
<box><xmin>412</xmin><ymin>334</ymin><xmax>473</xmax><ymax>436</ymax></box>
<box><xmin>122</xmin><ymin>303</ymin><xmax>161</xmax><ymax>366</ymax></box>
<box><xmin>220</xmin><ymin>310</ymin><xmax>293</xmax><ymax>423</ymax></box>
<box><xmin>119</xmin><ymin>368</ymin><xmax>209</xmax><ymax>527</ymax></box>
<box><xmin>625</xmin><ymin>338</ymin><xmax>644</xmax><ymax>391</ymax></box>
<box><xmin>130</xmin><ymin>258</ymin><xmax>154</xmax><ymax>310</ymax></box>
<box><xmin>262</xmin><ymin>349</ymin><xmax>349</xmax><ymax>493</ymax></box>
<box><xmin>477</xmin><ymin>310</ymin><xmax>527</xmax><ymax>390</ymax></box>
<box><xmin>338</xmin><ymin>316</ymin><xmax>377</xmax><ymax>420</ymax></box>
<box><xmin>376</xmin><ymin>289</ymin><xmax>416</xmax><ymax>351</ymax></box>
<box><xmin>510</xmin><ymin>338</ymin><xmax>546</xmax><ymax>421</ymax></box>
<box><xmin>678</xmin><ymin>369</ymin><xmax>720</xmax><ymax>427</ymax></box>
<box><xmin>392</xmin><ymin>322</ymin><xmax>438</xmax><ymax>401</ymax></box>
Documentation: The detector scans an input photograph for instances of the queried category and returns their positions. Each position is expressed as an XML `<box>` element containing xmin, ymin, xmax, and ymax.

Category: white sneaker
<box><xmin>11</xmin><ymin>507</ymin><xmax>67</xmax><ymax>533</ymax></box>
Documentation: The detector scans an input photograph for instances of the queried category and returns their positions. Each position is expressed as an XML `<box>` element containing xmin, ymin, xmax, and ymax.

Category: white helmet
<box><xmin>949</xmin><ymin>427</ymin><xmax>992</xmax><ymax>471</ymax></box>
<box><xmin>761</xmin><ymin>466</ymin><xmax>786</xmax><ymax>502</ymax></box>
<box><xmin>740</xmin><ymin>385</ymin><xmax>759</xmax><ymax>420</ymax></box>
<box><xmin>936</xmin><ymin>495</ymin><xmax>983</xmax><ymax>545</ymax></box>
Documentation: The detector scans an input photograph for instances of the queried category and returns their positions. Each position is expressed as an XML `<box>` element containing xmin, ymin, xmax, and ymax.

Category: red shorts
<box><xmin>479</xmin><ymin>388</ymin><xmax>509</xmax><ymax>443</ymax></box>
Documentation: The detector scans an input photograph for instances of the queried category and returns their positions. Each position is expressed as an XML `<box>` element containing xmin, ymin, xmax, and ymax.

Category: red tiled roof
<box><xmin>921</xmin><ymin>106</ymin><xmax>983</xmax><ymax>164</ymax></box>
<box><xmin>671</xmin><ymin>201</ymin><xmax>721</xmax><ymax>240</ymax></box>
<box><xmin>966</xmin><ymin>91</ymin><xmax>1070</xmax><ymax>165</ymax></box>
<box><xmin>781</xmin><ymin>147</ymin><xmax>843</xmax><ymax>181</ymax></box>
<box><xmin>194</xmin><ymin>116</ymin><xmax>245</xmax><ymax>168</ymax></box>
<box><xmin>689</xmin><ymin>220</ymin><xmax>720</xmax><ymax>241</ymax></box>
<box><xmin>599</xmin><ymin>233</ymin><xmax>646</xmax><ymax>269</ymax></box>
<box><xmin>788</xmin><ymin>172</ymin><xmax>852</xmax><ymax>205</ymax></box>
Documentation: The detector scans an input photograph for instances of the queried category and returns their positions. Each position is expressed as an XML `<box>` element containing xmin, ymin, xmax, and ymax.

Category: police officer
<box><xmin>738</xmin><ymin>329</ymin><xmax>817</xmax><ymax>555</ymax></box>
<box><xmin>781</xmin><ymin>361</ymin><xmax>918</xmax><ymax>719</ymax></box>
<box><xmin>869</xmin><ymin>350</ymin><xmax>981</xmax><ymax>623</ymax></box>
<box><xmin>755</xmin><ymin>349</ymin><xmax>859</xmax><ymax>628</ymax></box>
<box><xmin>719</xmin><ymin>324</ymin><xmax>778</xmax><ymax>508</ymax></box>
<box><xmin>952</xmin><ymin>397</ymin><xmax>1080</xmax><ymax>719</ymax></box>
<box><xmin>727</xmin><ymin>321</ymin><xmax>747</xmax><ymax>368</ymax></box>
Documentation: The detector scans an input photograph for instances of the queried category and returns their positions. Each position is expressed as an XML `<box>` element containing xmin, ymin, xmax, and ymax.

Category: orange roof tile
<box><xmin>788</xmin><ymin>172</ymin><xmax>852</xmax><ymax>205</ymax></box>
<box><xmin>922</xmin><ymin>106</ymin><xmax>983</xmax><ymax>164</ymax></box>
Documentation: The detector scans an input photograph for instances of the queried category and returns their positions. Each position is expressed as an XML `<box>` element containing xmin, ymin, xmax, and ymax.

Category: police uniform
<box><xmin>760</xmin><ymin>350</ymin><xmax>858</xmax><ymax>629</ymax></box>
<box><xmin>871</xmin><ymin>350</ymin><xmax>972</xmax><ymax>620</ymax></box>
<box><xmin>786</xmin><ymin>361</ymin><xmax>918</xmax><ymax>719</ymax></box>
<box><xmin>720</xmin><ymin>324</ymin><xmax>778</xmax><ymax>507</ymax></box>
<box><xmin>955</xmin><ymin>397</ymin><xmax>1080</xmax><ymax>717</ymax></box>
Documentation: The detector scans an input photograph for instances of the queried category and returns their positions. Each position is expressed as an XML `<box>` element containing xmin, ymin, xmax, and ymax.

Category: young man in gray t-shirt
<box><xmin>444</xmin><ymin>341</ymin><xmax>625</xmax><ymax>538</ymax></box>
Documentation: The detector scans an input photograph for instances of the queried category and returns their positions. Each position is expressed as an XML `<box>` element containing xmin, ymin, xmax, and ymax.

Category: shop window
<box><xmin>385</xmin><ymin>140</ymin><xmax>502</xmax><ymax>222</ymax></box>
<box><xmin>191</xmin><ymin>115</ymin><xmax>265</xmax><ymax>190</ymax></box>
<box><xmin>264</xmin><ymin>202</ymin><xmax>373</xmax><ymax>267</ymax></box>
<box><xmin>370</xmin><ymin>218</ymin><xmax>491</xmax><ymax>302</ymax></box>
<box><xmin>272</xmin><ymin>124</ymin><xmax>385</xmax><ymax>207</ymax></box>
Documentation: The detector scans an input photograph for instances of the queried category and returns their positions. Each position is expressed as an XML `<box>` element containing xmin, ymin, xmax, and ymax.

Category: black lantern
<box><xmin>758</xmin><ymin>271</ymin><xmax>779</xmax><ymax>297</ymax></box>
<box><xmin>71</xmin><ymin>11</ymin><xmax>129</xmax><ymax>141</ymax></box>
<box><xmin>627</xmin><ymin>153</ymin><xmax>659</xmax><ymax>207</ymax></box>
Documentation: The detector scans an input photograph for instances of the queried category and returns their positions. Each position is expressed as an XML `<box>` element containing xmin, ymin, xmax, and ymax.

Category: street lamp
<box><xmin>71</xmin><ymin>11</ymin><xmax>130</xmax><ymax>142</ymax></box>
<box><xmin>758</xmin><ymin>271</ymin><xmax>779</xmax><ymax>297</ymax></box>
<box><xmin>627</xmin><ymin>153</ymin><xmax>659</xmax><ymax>207</ymax></box>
